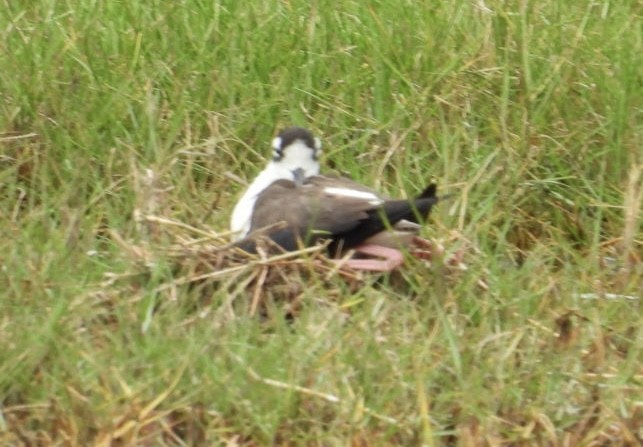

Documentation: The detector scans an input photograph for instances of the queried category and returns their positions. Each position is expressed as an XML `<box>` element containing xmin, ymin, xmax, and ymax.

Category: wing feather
<box><xmin>239</xmin><ymin>175</ymin><xmax>439</xmax><ymax>254</ymax></box>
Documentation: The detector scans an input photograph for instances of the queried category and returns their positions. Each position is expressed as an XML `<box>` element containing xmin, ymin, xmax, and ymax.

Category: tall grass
<box><xmin>1</xmin><ymin>0</ymin><xmax>641</xmax><ymax>445</ymax></box>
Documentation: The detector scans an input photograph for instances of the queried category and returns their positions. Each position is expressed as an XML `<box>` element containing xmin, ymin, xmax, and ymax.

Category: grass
<box><xmin>1</xmin><ymin>0</ymin><xmax>641</xmax><ymax>445</ymax></box>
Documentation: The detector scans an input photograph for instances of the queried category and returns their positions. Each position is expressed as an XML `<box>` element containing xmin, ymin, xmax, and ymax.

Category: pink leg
<box><xmin>335</xmin><ymin>244</ymin><xmax>404</xmax><ymax>271</ymax></box>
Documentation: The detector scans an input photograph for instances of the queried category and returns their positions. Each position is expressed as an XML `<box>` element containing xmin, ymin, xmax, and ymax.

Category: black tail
<box><xmin>329</xmin><ymin>183</ymin><xmax>439</xmax><ymax>252</ymax></box>
<box><xmin>418</xmin><ymin>183</ymin><xmax>437</xmax><ymax>199</ymax></box>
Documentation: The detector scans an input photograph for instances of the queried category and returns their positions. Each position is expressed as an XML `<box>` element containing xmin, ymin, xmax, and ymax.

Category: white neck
<box><xmin>229</xmin><ymin>147</ymin><xmax>319</xmax><ymax>240</ymax></box>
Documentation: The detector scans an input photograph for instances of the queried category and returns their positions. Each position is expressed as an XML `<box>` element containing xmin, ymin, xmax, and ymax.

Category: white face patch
<box><xmin>278</xmin><ymin>140</ymin><xmax>320</xmax><ymax>175</ymax></box>
<box><xmin>323</xmin><ymin>187</ymin><xmax>383</xmax><ymax>205</ymax></box>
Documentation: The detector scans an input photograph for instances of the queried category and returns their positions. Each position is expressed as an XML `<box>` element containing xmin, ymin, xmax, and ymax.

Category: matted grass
<box><xmin>1</xmin><ymin>0</ymin><xmax>641</xmax><ymax>445</ymax></box>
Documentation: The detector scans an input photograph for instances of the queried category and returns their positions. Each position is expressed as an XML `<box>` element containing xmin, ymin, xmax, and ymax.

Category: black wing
<box><xmin>235</xmin><ymin>177</ymin><xmax>439</xmax><ymax>255</ymax></box>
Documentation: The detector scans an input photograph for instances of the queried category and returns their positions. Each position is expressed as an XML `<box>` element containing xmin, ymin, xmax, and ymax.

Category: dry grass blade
<box><xmin>228</xmin><ymin>353</ymin><xmax>401</xmax><ymax>426</ymax></box>
<box><xmin>621</xmin><ymin>162</ymin><xmax>642</xmax><ymax>270</ymax></box>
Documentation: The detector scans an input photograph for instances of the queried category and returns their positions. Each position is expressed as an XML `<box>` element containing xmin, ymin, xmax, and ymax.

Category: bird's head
<box><xmin>271</xmin><ymin>127</ymin><xmax>322</xmax><ymax>176</ymax></box>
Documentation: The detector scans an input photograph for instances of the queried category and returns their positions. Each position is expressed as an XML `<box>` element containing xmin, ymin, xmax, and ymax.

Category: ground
<box><xmin>0</xmin><ymin>1</ymin><xmax>641</xmax><ymax>445</ymax></box>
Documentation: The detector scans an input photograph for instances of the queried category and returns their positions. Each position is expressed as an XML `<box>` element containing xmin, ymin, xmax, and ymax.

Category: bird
<box><xmin>230</xmin><ymin>127</ymin><xmax>322</xmax><ymax>241</ymax></box>
<box><xmin>229</xmin><ymin>127</ymin><xmax>440</xmax><ymax>271</ymax></box>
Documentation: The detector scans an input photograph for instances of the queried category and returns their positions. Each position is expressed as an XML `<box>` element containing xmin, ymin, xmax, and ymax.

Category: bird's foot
<box><xmin>411</xmin><ymin>236</ymin><xmax>468</xmax><ymax>270</ymax></box>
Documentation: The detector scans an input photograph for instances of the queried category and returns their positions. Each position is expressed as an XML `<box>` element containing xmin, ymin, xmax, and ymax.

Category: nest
<box><xmin>105</xmin><ymin>215</ymin><xmax>378</xmax><ymax>317</ymax></box>
<box><xmin>102</xmin><ymin>209</ymin><xmax>478</xmax><ymax>321</ymax></box>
